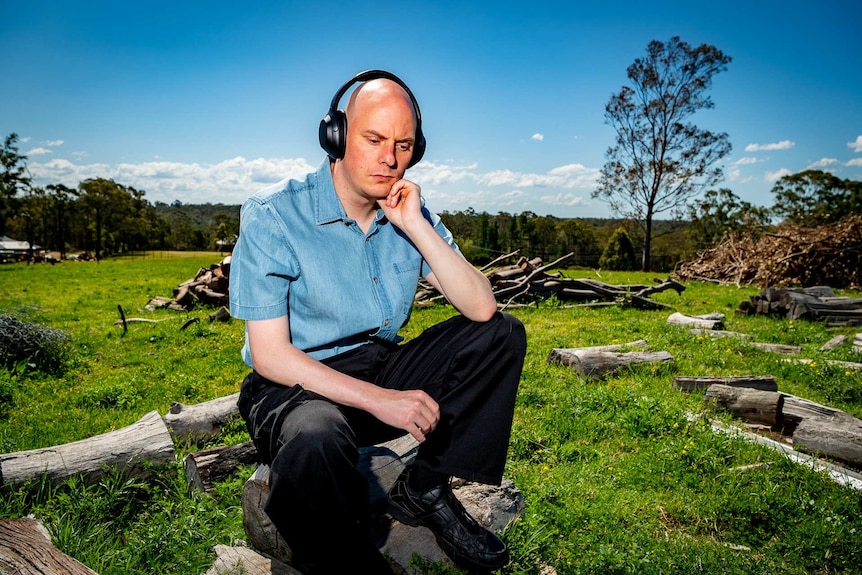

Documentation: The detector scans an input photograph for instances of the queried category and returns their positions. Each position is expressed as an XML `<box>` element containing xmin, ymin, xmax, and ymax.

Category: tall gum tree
<box><xmin>593</xmin><ymin>36</ymin><xmax>732</xmax><ymax>271</ymax></box>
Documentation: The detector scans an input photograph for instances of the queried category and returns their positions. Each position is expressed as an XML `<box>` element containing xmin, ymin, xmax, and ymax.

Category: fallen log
<box><xmin>548</xmin><ymin>348</ymin><xmax>674</xmax><ymax>380</ymax></box>
<box><xmin>750</xmin><ymin>342</ymin><xmax>802</xmax><ymax>355</ymax></box>
<box><xmin>667</xmin><ymin>312</ymin><xmax>724</xmax><ymax>330</ymax></box>
<box><xmin>0</xmin><ymin>517</ymin><xmax>99</xmax><ymax>575</ymax></box>
<box><xmin>204</xmin><ymin>543</ymin><xmax>301</xmax><ymax>575</ymax></box>
<box><xmin>704</xmin><ymin>384</ymin><xmax>784</xmax><ymax>428</ymax></box>
<box><xmin>186</xmin><ymin>440</ymin><xmax>260</xmax><ymax>492</ymax></box>
<box><xmin>672</xmin><ymin>375</ymin><xmax>778</xmax><ymax>392</ymax></box>
<box><xmin>0</xmin><ymin>411</ymin><xmax>175</xmax><ymax>488</ymax></box>
<box><xmin>163</xmin><ymin>392</ymin><xmax>240</xmax><ymax>442</ymax></box>
<box><xmin>689</xmin><ymin>328</ymin><xmax>751</xmax><ymax>340</ymax></box>
<box><xmin>793</xmin><ymin>414</ymin><xmax>862</xmax><ymax>467</ymax></box>
<box><xmin>820</xmin><ymin>335</ymin><xmax>848</xmax><ymax>351</ymax></box>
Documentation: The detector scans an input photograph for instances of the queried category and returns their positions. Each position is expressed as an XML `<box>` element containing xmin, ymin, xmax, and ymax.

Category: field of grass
<box><xmin>1</xmin><ymin>253</ymin><xmax>861</xmax><ymax>574</ymax></box>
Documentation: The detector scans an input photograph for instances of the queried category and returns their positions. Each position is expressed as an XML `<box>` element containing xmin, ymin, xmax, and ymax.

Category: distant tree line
<box><xmin>2</xmin><ymin>132</ymin><xmax>860</xmax><ymax>269</ymax></box>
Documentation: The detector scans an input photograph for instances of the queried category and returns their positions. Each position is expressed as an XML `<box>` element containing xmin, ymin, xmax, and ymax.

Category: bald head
<box><xmin>344</xmin><ymin>78</ymin><xmax>419</xmax><ymax>135</ymax></box>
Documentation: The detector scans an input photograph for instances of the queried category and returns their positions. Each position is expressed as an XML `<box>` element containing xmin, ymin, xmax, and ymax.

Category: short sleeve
<box><xmin>229</xmin><ymin>198</ymin><xmax>299</xmax><ymax>321</ymax></box>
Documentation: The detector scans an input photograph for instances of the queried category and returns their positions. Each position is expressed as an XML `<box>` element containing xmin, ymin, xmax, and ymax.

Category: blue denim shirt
<box><xmin>229</xmin><ymin>159</ymin><xmax>460</xmax><ymax>367</ymax></box>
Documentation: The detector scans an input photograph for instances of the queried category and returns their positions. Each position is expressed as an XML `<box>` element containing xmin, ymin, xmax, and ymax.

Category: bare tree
<box><xmin>593</xmin><ymin>36</ymin><xmax>732</xmax><ymax>271</ymax></box>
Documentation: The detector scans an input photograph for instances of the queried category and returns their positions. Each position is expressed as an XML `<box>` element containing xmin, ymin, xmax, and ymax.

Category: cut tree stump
<box><xmin>672</xmin><ymin>375</ymin><xmax>778</xmax><ymax>392</ymax></box>
<box><xmin>0</xmin><ymin>517</ymin><xmax>99</xmax><ymax>575</ymax></box>
<box><xmin>0</xmin><ymin>411</ymin><xmax>175</xmax><ymax>488</ymax></box>
<box><xmin>548</xmin><ymin>348</ymin><xmax>674</xmax><ymax>380</ymax></box>
<box><xmin>704</xmin><ymin>384</ymin><xmax>784</xmax><ymax>428</ymax></box>
<box><xmin>240</xmin><ymin>434</ymin><xmax>524</xmax><ymax>573</ymax></box>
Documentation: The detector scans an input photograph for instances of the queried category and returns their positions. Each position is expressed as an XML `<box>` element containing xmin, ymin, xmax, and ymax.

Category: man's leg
<box><xmin>378</xmin><ymin>312</ymin><xmax>527</xmax><ymax>571</ymax></box>
<box><xmin>238</xmin><ymin>373</ymin><xmax>394</xmax><ymax>575</ymax></box>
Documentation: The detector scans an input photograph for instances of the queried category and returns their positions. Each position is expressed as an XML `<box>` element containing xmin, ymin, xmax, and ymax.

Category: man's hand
<box><xmin>369</xmin><ymin>387</ymin><xmax>440</xmax><ymax>443</ymax></box>
<box><xmin>378</xmin><ymin>179</ymin><xmax>424</xmax><ymax>232</ymax></box>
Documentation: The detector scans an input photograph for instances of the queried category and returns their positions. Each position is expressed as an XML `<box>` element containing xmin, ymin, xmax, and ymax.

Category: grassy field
<box><xmin>1</xmin><ymin>253</ymin><xmax>861</xmax><ymax>574</ymax></box>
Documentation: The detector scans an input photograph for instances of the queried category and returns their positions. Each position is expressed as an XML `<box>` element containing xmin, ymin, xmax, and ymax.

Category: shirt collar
<box><xmin>312</xmin><ymin>158</ymin><xmax>388</xmax><ymax>227</ymax></box>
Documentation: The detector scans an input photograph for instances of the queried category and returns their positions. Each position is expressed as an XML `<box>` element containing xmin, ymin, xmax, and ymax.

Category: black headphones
<box><xmin>318</xmin><ymin>69</ymin><xmax>426</xmax><ymax>168</ymax></box>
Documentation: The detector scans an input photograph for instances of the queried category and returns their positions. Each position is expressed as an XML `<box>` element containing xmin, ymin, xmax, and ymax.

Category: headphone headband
<box><xmin>319</xmin><ymin>69</ymin><xmax>426</xmax><ymax>168</ymax></box>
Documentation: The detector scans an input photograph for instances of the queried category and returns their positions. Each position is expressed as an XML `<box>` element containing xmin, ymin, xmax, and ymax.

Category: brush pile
<box><xmin>415</xmin><ymin>251</ymin><xmax>685</xmax><ymax>309</ymax></box>
<box><xmin>673</xmin><ymin>215</ymin><xmax>862</xmax><ymax>289</ymax></box>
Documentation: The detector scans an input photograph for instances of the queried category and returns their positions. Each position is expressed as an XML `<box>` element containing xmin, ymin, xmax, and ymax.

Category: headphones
<box><xmin>319</xmin><ymin>69</ymin><xmax>426</xmax><ymax>168</ymax></box>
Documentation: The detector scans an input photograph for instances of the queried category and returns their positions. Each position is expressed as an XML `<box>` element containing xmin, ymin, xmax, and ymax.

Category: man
<box><xmin>229</xmin><ymin>70</ymin><xmax>526</xmax><ymax>574</ymax></box>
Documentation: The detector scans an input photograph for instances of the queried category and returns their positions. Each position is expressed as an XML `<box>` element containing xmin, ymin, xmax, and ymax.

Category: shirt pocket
<box><xmin>392</xmin><ymin>258</ymin><xmax>422</xmax><ymax>314</ymax></box>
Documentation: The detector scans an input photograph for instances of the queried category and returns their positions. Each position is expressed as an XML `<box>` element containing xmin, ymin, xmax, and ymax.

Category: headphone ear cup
<box><xmin>319</xmin><ymin>109</ymin><xmax>347</xmax><ymax>160</ymax></box>
<box><xmin>408</xmin><ymin>132</ymin><xmax>426</xmax><ymax>168</ymax></box>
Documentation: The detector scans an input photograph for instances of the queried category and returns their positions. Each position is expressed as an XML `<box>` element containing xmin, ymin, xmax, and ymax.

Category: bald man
<box><xmin>230</xmin><ymin>71</ymin><xmax>526</xmax><ymax>574</ymax></box>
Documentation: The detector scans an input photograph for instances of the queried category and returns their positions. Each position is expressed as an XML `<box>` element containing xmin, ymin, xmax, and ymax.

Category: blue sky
<box><xmin>2</xmin><ymin>1</ymin><xmax>861</xmax><ymax>218</ymax></box>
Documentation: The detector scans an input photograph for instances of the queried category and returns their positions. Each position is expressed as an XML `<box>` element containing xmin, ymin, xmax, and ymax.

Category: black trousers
<box><xmin>237</xmin><ymin>312</ymin><xmax>526</xmax><ymax>569</ymax></box>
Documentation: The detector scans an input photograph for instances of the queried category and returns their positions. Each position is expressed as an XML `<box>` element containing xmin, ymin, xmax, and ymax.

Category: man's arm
<box><xmin>246</xmin><ymin>316</ymin><xmax>439</xmax><ymax>442</ymax></box>
<box><xmin>380</xmin><ymin>179</ymin><xmax>497</xmax><ymax>322</ymax></box>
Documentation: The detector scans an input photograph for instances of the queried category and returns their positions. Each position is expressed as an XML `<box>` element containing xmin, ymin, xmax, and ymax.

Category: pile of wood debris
<box><xmin>736</xmin><ymin>286</ymin><xmax>862</xmax><ymax>326</ymax></box>
<box><xmin>148</xmin><ymin>256</ymin><xmax>231</xmax><ymax>312</ymax></box>
<box><xmin>415</xmin><ymin>251</ymin><xmax>685</xmax><ymax>310</ymax></box>
<box><xmin>673</xmin><ymin>215</ymin><xmax>862</xmax><ymax>289</ymax></box>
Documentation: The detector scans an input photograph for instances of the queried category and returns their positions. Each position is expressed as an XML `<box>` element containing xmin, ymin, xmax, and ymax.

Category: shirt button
<box><xmin>373</xmin><ymin>277</ymin><xmax>378</xmax><ymax>283</ymax></box>
<box><xmin>384</xmin><ymin>320</ymin><xmax>390</xmax><ymax>326</ymax></box>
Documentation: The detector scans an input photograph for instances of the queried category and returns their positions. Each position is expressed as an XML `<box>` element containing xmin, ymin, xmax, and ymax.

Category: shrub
<box><xmin>0</xmin><ymin>313</ymin><xmax>70</xmax><ymax>375</ymax></box>
<box><xmin>599</xmin><ymin>227</ymin><xmax>636</xmax><ymax>270</ymax></box>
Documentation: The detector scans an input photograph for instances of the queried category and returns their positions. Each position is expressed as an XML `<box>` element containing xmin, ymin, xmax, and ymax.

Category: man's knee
<box><xmin>274</xmin><ymin>400</ymin><xmax>355</xmax><ymax>466</ymax></box>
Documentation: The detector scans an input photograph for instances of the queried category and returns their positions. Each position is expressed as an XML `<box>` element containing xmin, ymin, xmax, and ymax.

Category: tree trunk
<box><xmin>163</xmin><ymin>392</ymin><xmax>241</xmax><ymax>442</ymax></box>
<box><xmin>667</xmin><ymin>312</ymin><xmax>724</xmax><ymax>330</ymax></box>
<box><xmin>704</xmin><ymin>384</ymin><xmax>783</xmax><ymax>428</ymax></box>
<box><xmin>0</xmin><ymin>411</ymin><xmax>174</xmax><ymax>488</ymax></box>
<box><xmin>548</xmin><ymin>349</ymin><xmax>674</xmax><ymax>380</ymax></box>
<box><xmin>793</xmin><ymin>414</ymin><xmax>862</xmax><ymax>467</ymax></box>
<box><xmin>672</xmin><ymin>375</ymin><xmax>777</xmax><ymax>392</ymax></box>
<box><xmin>0</xmin><ymin>517</ymin><xmax>99</xmax><ymax>575</ymax></box>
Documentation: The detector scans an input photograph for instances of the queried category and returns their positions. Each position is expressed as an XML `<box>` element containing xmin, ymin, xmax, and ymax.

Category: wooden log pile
<box><xmin>416</xmin><ymin>251</ymin><xmax>685</xmax><ymax>309</ymax></box>
<box><xmin>148</xmin><ymin>256</ymin><xmax>232</xmax><ymax>312</ymax></box>
<box><xmin>736</xmin><ymin>286</ymin><xmax>862</xmax><ymax>326</ymax></box>
<box><xmin>673</xmin><ymin>214</ymin><xmax>862</xmax><ymax>289</ymax></box>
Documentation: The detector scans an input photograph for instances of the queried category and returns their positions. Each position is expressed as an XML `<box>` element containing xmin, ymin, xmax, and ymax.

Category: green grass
<box><xmin>1</xmin><ymin>256</ymin><xmax>861</xmax><ymax>574</ymax></box>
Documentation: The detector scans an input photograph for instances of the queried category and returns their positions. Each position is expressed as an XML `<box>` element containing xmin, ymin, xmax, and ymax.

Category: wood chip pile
<box><xmin>673</xmin><ymin>215</ymin><xmax>862</xmax><ymax>289</ymax></box>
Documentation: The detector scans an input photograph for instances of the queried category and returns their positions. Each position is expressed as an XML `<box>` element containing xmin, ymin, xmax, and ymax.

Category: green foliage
<box><xmin>598</xmin><ymin>227</ymin><xmax>636</xmax><ymax>270</ymax></box>
<box><xmin>687</xmin><ymin>188</ymin><xmax>771</xmax><ymax>250</ymax></box>
<box><xmin>770</xmin><ymin>169</ymin><xmax>862</xmax><ymax>226</ymax></box>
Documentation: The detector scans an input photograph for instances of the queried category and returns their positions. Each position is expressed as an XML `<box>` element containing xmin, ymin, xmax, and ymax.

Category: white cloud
<box><xmin>765</xmin><ymin>168</ymin><xmax>792</xmax><ymax>182</ymax></box>
<box><xmin>43</xmin><ymin>140</ymin><xmax>64</xmax><ymax>147</ymax></box>
<box><xmin>531</xmin><ymin>133</ymin><xmax>544</xmax><ymax>141</ymax></box>
<box><xmin>26</xmin><ymin>147</ymin><xmax>53</xmax><ymax>156</ymax></box>
<box><xmin>848</xmin><ymin>135</ymin><xmax>862</xmax><ymax>153</ymax></box>
<box><xmin>479</xmin><ymin>164</ymin><xmax>599</xmax><ymax>189</ymax></box>
<box><xmin>734</xmin><ymin>157</ymin><xmax>758</xmax><ymax>165</ymax></box>
<box><xmin>539</xmin><ymin>192</ymin><xmax>587</xmax><ymax>207</ymax></box>
<box><xmin>847</xmin><ymin>157</ymin><xmax>862</xmax><ymax>167</ymax></box>
<box><xmin>745</xmin><ymin>140</ymin><xmax>795</xmax><ymax>152</ymax></box>
<box><xmin>806</xmin><ymin>158</ymin><xmax>839</xmax><ymax>169</ymax></box>
<box><xmin>29</xmin><ymin>156</ymin><xmax>315</xmax><ymax>204</ymax></box>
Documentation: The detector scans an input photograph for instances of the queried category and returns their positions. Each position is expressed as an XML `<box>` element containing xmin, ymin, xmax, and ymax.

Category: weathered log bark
<box><xmin>672</xmin><ymin>375</ymin><xmax>778</xmax><ymax>392</ymax></box>
<box><xmin>820</xmin><ymin>334</ymin><xmax>849</xmax><ymax>351</ymax></box>
<box><xmin>546</xmin><ymin>340</ymin><xmax>648</xmax><ymax>363</ymax></box>
<box><xmin>0</xmin><ymin>517</ymin><xmax>99</xmax><ymax>575</ymax></box>
<box><xmin>704</xmin><ymin>384</ymin><xmax>783</xmax><ymax>428</ymax></box>
<box><xmin>793</xmin><ymin>414</ymin><xmax>862</xmax><ymax>467</ymax></box>
<box><xmin>0</xmin><ymin>411</ymin><xmax>174</xmax><ymax>488</ymax></box>
<box><xmin>203</xmin><ymin>543</ymin><xmax>301</xmax><ymax>575</ymax></box>
<box><xmin>163</xmin><ymin>392</ymin><xmax>240</xmax><ymax>442</ymax></box>
<box><xmin>548</xmin><ymin>349</ymin><xmax>674</xmax><ymax>380</ymax></box>
<box><xmin>186</xmin><ymin>440</ymin><xmax>260</xmax><ymax>492</ymax></box>
<box><xmin>750</xmin><ymin>342</ymin><xmax>802</xmax><ymax>355</ymax></box>
<box><xmin>689</xmin><ymin>328</ymin><xmax>752</xmax><ymax>339</ymax></box>
<box><xmin>667</xmin><ymin>312</ymin><xmax>724</xmax><ymax>330</ymax></box>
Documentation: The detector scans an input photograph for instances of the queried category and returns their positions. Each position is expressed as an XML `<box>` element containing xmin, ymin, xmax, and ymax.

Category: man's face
<box><xmin>338</xmin><ymin>82</ymin><xmax>418</xmax><ymax>202</ymax></box>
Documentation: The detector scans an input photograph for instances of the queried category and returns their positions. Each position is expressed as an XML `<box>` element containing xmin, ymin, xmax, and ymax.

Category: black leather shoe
<box><xmin>388</xmin><ymin>467</ymin><xmax>509</xmax><ymax>572</ymax></box>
